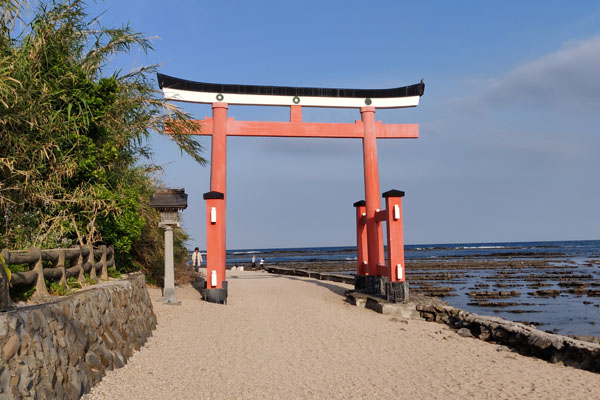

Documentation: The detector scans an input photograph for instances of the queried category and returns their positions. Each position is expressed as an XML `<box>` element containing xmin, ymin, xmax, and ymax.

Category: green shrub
<box><xmin>107</xmin><ymin>267</ymin><xmax>121</xmax><ymax>279</ymax></box>
<box><xmin>67</xmin><ymin>276</ymin><xmax>81</xmax><ymax>289</ymax></box>
<box><xmin>47</xmin><ymin>281</ymin><xmax>68</xmax><ymax>296</ymax></box>
<box><xmin>9</xmin><ymin>285</ymin><xmax>35</xmax><ymax>302</ymax></box>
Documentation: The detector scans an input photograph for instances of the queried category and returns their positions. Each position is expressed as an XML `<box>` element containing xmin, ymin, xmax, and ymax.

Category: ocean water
<box><xmin>192</xmin><ymin>240</ymin><xmax>600</xmax><ymax>336</ymax></box>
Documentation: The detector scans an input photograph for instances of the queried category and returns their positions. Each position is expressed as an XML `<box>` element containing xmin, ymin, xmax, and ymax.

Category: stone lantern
<box><xmin>150</xmin><ymin>188</ymin><xmax>187</xmax><ymax>304</ymax></box>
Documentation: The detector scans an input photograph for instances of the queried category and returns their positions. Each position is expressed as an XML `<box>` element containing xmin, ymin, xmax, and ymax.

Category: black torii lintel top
<box><xmin>157</xmin><ymin>73</ymin><xmax>425</xmax><ymax>99</ymax></box>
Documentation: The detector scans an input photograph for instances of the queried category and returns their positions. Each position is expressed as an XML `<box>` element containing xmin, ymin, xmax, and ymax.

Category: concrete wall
<box><xmin>0</xmin><ymin>275</ymin><xmax>156</xmax><ymax>399</ymax></box>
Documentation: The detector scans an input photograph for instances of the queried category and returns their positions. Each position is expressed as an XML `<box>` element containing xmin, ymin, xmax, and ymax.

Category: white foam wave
<box><xmin>458</xmin><ymin>246</ymin><xmax>507</xmax><ymax>250</ymax></box>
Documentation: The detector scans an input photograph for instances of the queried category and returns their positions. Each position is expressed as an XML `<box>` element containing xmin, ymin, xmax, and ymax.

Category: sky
<box><xmin>85</xmin><ymin>0</ymin><xmax>600</xmax><ymax>249</ymax></box>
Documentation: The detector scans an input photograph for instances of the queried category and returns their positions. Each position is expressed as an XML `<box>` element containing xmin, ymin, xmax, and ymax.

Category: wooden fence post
<box><xmin>87</xmin><ymin>244</ymin><xmax>97</xmax><ymax>281</ymax></box>
<box><xmin>0</xmin><ymin>249</ymin><xmax>10</xmax><ymax>310</ymax></box>
<box><xmin>76</xmin><ymin>247</ymin><xmax>86</xmax><ymax>284</ymax></box>
<box><xmin>99</xmin><ymin>245</ymin><xmax>108</xmax><ymax>281</ymax></box>
<box><xmin>55</xmin><ymin>249</ymin><xmax>67</xmax><ymax>286</ymax></box>
<box><xmin>31</xmin><ymin>247</ymin><xmax>49</xmax><ymax>298</ymax></box>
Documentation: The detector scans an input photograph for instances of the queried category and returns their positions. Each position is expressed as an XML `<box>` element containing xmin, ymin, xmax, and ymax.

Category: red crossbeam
<box><xmin>189</xmin><ymin>117</ymin><xmax>418</xmax><ymax>139</ymax></box>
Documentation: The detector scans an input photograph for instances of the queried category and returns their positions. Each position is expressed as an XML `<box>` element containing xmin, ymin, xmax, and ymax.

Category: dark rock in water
<box><xmin>514</xmin><ymin>321</ymin><xmax>541</xmax><ymax>327</ymax></box>
<box><xmin>529</xmin><ymin>289</ymin><xmax>561</xmax><ymax>297</ymax></box>
<box><xmin>494</xmin><ymin>309</ymin><xmax>542</xmax><ymax>314</ymax></box>
<box><xmin>412</xmin><ymin>286</ymin><xmax>456</xmax><ymax>297</ymax></box>
<box><xmin>467</xmin><ymin>301</ymin><xmax>528</xmax><ymax>308</ymax></box>
<box><xmin>467</xmin><ymin>290</ymin><xmax>521</xmax><ymax>299</ymax></box>
<box><xmin>558</xmin><ymin>281</ymin><xmax>587</xmax><ymax>288</ymax></box>
<box><xmin>527</xmin><ymin>282</ymin><xmax>553</xmax><ymax>289</ymax></box>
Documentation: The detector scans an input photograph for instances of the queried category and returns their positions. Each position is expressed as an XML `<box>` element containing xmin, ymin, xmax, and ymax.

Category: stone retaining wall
<box><xmin>417</xmin><ymin>302</ymin><xmax>600</xmax><ymax>373</ymax></box>
<box><xmin>0</xmin><ymin>274</ymin><xmax>157</xmax><ymax>399</ymax></box>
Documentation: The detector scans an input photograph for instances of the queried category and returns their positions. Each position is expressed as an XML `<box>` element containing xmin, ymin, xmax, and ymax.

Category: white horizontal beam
<box><xmin>162</xmin><ymin>88</ymin><xmax>420</xmax><ymax>109</ymax></box>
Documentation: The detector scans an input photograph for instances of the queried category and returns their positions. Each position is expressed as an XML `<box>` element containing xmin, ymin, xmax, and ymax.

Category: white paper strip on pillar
<box><xmin>394</xmin><ymin>204</ymin><xmax>400</xmax><ymax>220</ymax></box>
<box><xmin>397</xmin><ymin>264</ymin><xmax>403</xmax><ymax>279</ymax></box>
<box><xmin>211</xmin><ymin>270</ymin><xmax>217</xmax><ymax>288</ymax></box>
<box><xmin>210</xmin><ymin>207</ymin><xmax>217</xmax><ymax>224</ymax></box>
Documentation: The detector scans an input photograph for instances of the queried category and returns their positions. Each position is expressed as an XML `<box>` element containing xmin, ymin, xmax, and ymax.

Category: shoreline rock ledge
<box><xmin>0</xmin><ymin>274</ymin><xmax>157</xmax><ymax>398</ymax></box>
<box><xmin>416</xmin><ymin>302</ymin><xmax>600</xmax><ymax>372</ymax></box>
<box><xmin>346</xmin><ymin>289</ymin><xmax>600</xmax><ymax>373</ymax></box>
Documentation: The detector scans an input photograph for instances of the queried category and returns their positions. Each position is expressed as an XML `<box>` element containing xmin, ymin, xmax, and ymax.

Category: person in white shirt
<box><xmin>192</xmin><ymin>247</ymin><xmax>203</xmax><ymax>273</ymax></box>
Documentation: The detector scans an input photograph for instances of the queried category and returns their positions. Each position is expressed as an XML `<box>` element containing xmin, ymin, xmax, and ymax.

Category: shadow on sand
<box><xmin>281</xmin><ymin>275</ymin><xmax>349</xmax><ymax>298</ymax></box>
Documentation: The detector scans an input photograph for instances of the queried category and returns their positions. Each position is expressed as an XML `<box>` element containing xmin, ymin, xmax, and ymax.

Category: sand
<box><xmin>83</xmin><ymin>270</ymin><xmax>600</xmax><ymax>399</ymax></box>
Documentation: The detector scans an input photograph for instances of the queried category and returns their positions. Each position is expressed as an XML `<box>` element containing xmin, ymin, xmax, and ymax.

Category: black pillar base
<box><xmin>355</xmin><ymin>275</ymin><xmax>385</xmax><ymax>295</ymax></box>
<box><xmin>355</xmin><ymin>275</ymin><xmax>409</xmax><ymax>303</ymax></box>
<box><xmin>200</xmin><ymin>280</ymin><xmax>228</xmax><ymax>304</ymax></box>
<box><xmin>384</xmin><ymin>280</ymin><xmax>409</xmax><ymax>303</ymax></box>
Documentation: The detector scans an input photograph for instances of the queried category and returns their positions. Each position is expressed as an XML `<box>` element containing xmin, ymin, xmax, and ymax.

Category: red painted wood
<box><xmin>290</xmin><ymin>105</ymin><xmax>302</xmax><ymax>122</ymax></box>
<box><xmin>360</xmin><ymin>107</ymin><xmax>384</xmax><ymax>276</ymax></box>
<box><xmin>375</xmin><ymin>209</ymin><xmax>388</xmax><ymax>223</ymax></box>
<box><xmin>384</xmin><ymin>196</ymin><xmax>405</xmax><ymax>282</ymax></box>
<box><xmin>188</xmin><ymin>103</ymin><xmax>417</xmax><ymax>290</ymax></box>
<box><xmin>207</xmin><ymin>103</ymin><xmax>228</xmax><ymax>289</ymax></box>
<box><xmin>189</xmin><ymin>118</ymin><xmax>418</xmax><ymax>139</ymax></box>
<box><xmin>205</xmin><ymin>197</ymin><xmax>226</xmax><ymax>288</ymax></box>
<box><xmin>355</xmin><ymin>205</ymin><xmax>368</xmax><ymax>276</ymax></box>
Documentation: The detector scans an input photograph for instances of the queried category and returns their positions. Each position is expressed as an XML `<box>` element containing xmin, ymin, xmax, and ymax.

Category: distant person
<box><xmin>252</xmin><ymin>255</ymin><xmax>256</xmax><ymax>268</ymax></box>
<box><xmin>192</xmin><ymin>247</ymin><xmax>203</xmax><ymax>273</ymax></box>
<box><xmin>260</xmin><ymin>258</ymin><xmax>265</xmax><ymax>268</ymax></box>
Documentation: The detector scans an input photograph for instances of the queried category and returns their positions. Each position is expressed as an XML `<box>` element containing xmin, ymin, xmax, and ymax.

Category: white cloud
<box><xmin>480</xmin><ymin>35</ymin><xmax>600</xmax><ymax>110</ymax></box>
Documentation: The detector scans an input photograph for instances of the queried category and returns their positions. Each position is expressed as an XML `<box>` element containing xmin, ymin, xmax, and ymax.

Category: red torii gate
<box><xmin>158</xmin><ymin>74</ymin><xmax>425</xmax><ymax>303</ymax></box>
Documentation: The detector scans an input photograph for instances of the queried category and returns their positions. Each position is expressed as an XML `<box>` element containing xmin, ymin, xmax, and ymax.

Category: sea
<box><xmin>193</xmin><ymin>240</ymin><xmax>600</xmax><ymax>337</ymax></box>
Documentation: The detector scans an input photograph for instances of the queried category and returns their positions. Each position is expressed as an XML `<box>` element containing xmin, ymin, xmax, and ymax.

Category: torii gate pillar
<box><xmin>201</xmin><ymin>103</ymin><xmax>229</xmax><ymax>304</ymax></box>
<box><xmin>360</xmin><ymin>106</ymin><xmax>385</xmax><ymax>275</ymax></box>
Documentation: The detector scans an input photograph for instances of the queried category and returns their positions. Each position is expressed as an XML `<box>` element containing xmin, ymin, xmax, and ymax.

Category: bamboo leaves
<box><xmin>0</xmin><ymin>0</ymin><xmax>203</xmax><ymax>279</ymax></box>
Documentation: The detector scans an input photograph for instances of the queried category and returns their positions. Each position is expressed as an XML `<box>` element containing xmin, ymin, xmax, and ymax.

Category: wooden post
<box><xmin>76</xmin><ymin>247</ymin><xmax>86</xmax><ymax>283</ymax></box>
<box><xmin>383</xmin><ymin>190</ymin><xmax>406</xmax><ymax>282</ymax></box>
<box><xmin>208</xmin><ymin>103</ymin><xmax>228</xmax><ymax>292</ymax></box>
<box><xmin>204</xmin><ymin>192</ymin><xmax>226</xmax><ymax>289</ymax></box>
<box><xmin>31</xmin><ymin>247</ymin><xmax>49</xmax><ymax>298</ymax></box>
<box><xmin>87</xmin><ymin>244</ymin><xmax>97</xmax><ymax>281</ymax></box>
<box><xmin>354</xmin><ymin>200</ymin><xmax>368</xmax><ymax>276</ymax></box>
<box><xmin>99</xmin><ymin>245</ymin><xmax>109</xmax><ymax>281</ymax></box>
<box><xmin>360</xmin><ymin>107</ymin><xmax>385</xmax><ymax>276</ymax></box>
<box><xmin>56</xmin><ymin>250</ymin><xmax>67</xmax><ymax>286</ymax></box>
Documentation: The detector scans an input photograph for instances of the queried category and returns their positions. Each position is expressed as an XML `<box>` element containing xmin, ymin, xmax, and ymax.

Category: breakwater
<box><xmin>0</xmin><ymin>274</ymin><xmax>156</xmax><ymax>399</ymax></box>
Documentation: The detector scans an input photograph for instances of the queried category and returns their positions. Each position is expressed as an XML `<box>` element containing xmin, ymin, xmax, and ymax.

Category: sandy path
<box><xmin>83</xmin><ymin>270</ymin><xmax>600</xmax><ymax>399</ymax></box>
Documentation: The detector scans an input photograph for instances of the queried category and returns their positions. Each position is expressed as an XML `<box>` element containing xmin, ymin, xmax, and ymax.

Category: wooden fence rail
<box><xmin>0</xmin><ymin>245</ymin><xmax>115</xmax><ymax>310</ymax></box>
